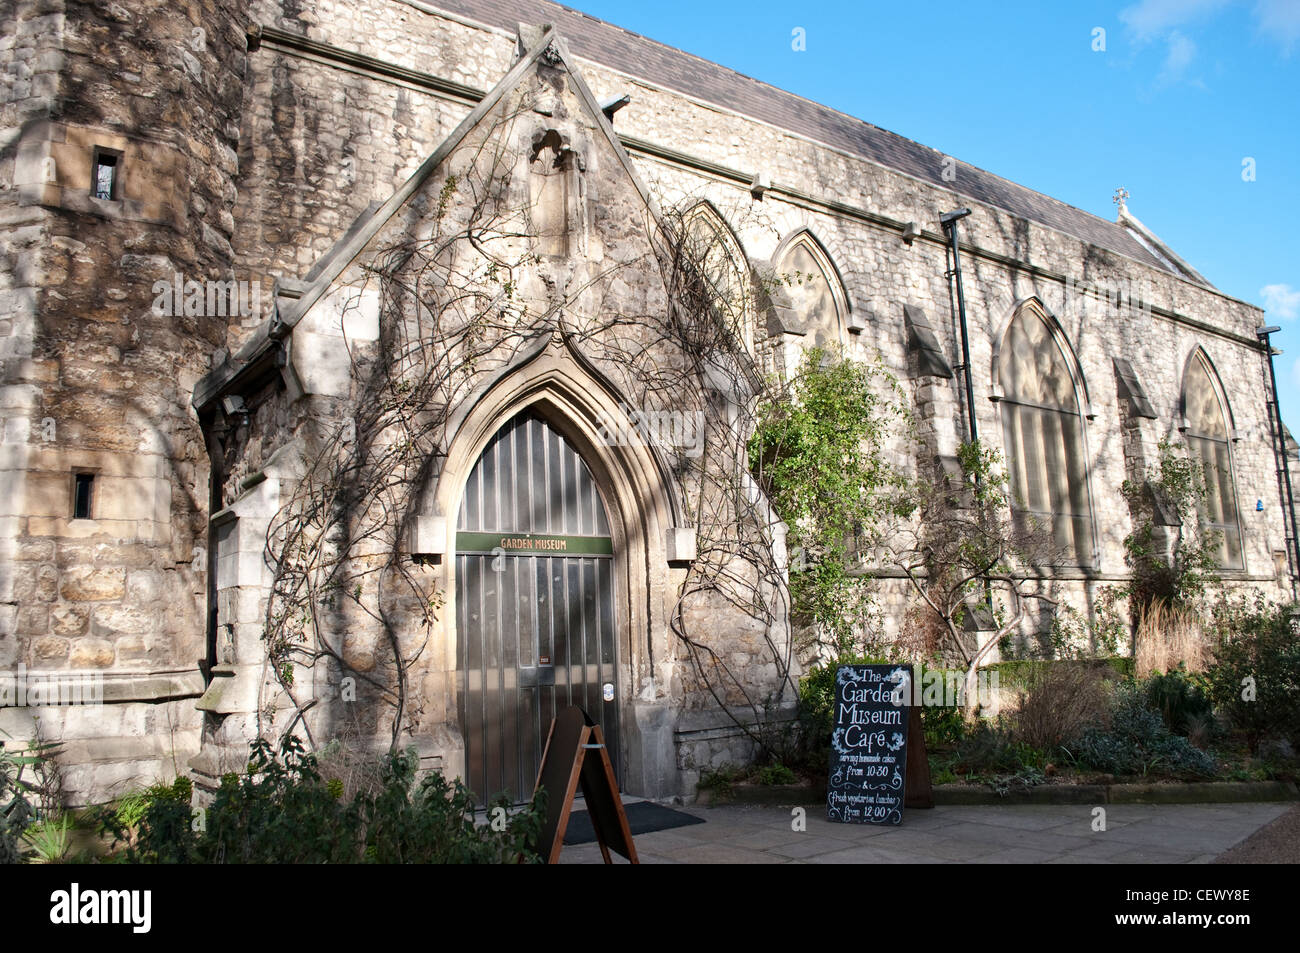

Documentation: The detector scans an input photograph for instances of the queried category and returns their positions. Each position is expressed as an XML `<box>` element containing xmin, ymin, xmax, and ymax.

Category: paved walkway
<box><xmin>558</xmin><ymin>801</ymin><xmax>1295</xmax><ymax>864</ymax></box>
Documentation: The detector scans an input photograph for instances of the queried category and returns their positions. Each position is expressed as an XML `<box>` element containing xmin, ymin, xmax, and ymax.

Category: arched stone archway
<box><xmin>418</xmin><ymin>336</ymin><xmax>692</xmax><ymax>798</ymax></box>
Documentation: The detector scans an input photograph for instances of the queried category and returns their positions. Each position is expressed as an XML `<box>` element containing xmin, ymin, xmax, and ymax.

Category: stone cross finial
<box><xmin>1113</xmin><ymin>187</ymin><xmax>1130</xmax><ymax>211</ymax></box>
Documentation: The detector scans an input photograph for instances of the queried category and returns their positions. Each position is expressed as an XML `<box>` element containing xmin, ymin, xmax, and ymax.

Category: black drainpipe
<box><xmin>941</xmin><ymin>208</ymin><xmax>977</xmax><ymax>446</ymax></box>
<box><xmin>941</xmin><ymin>207</ymin><xmax>995</xmax><ymax>634</ymax></box>
<box><xmin>1257</xmin><ymin>325</ymin><xmax>1300</xmax><ymax>599</ymax></box>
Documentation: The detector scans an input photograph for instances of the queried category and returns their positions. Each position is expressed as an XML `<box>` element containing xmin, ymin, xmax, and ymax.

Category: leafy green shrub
<box><xmin>753</xmin><ymin>763</ymin><xmax>798</xmax><ymax>786</ymax></box>
<box><xmin>1</xmin><ymin>736</ymin><xmax>59</xmax><ymax>865</ymax></box>
<box><xmin>105</xmin><ymin>736</ymin><xmax>543</xmax><ymax>864</ymax></box>
<box><xmin>1</xmin><ymin>744</ymin><xmax>33</xmax><ymax>864</ymax></box>
<box><xmin>1105</xmin><ymin>657</ymin><xmax>1137</xmax><ymax>680</ymax></box>
<box><xmin>922</xmin><ymin>702</ymin><xmax>967</xmax><ymax>750</ymax></box>
<box><xmin>749</xmin><ymin>349</ymin><xmax>907</xmax><ymax>651</ymax></box>
<box><xmin>696</xmin><ymin>763</ymin><xmax>744</xmax><ymax>800</ymax></box>
<box><xmin>1120</xmin><ymin>439</ymin><xmax>1220</xmax><ymax>612</ymax></box>
<box><xmin>1205</xmin><ymin>595</ymin><xmax>1300</xmax><ymax>752</ymax></box>
<box><xmin>114</xmin><ymin>775</ymin><xmax>194</xmax><ymax>833</ymax></box>
<box><xmin>356</xmin><ymin>749</ymin><xmax>543</xmax><ymax>864</ymax></box>
<box><xmin>931</xmin><ymin>766</ymin><xmax>959</xmax><ymax>785</ymax></box>
<box><xmin>1143</xmin><ymin>667</ymin><xmax>1214</xmax><ymax>738</ymax></box>
<box><xmin>952</xmin><ymin>722</ymin><xmax>1045</xmax><ymax>775</ymax></box>
<box><xmin>22</xmin><ymin>813</ymin><xmax>72</xmax><ymax>864</ymax></box>
<box><xmin>1068</xmin><ymin>687</ymin><xmax>1216</xmax><ymax>778</ymax></box>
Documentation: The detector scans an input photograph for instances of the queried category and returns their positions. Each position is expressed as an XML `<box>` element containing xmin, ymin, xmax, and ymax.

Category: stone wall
<box><xmin>1</xmin><ymin>0</ymin><xmax>249</xmax><ymax>804</ymax></box>
<box><xmin>218</xmin><ymin>2</ymin><xmax>1286</xmax><ymax>625</ymax></box>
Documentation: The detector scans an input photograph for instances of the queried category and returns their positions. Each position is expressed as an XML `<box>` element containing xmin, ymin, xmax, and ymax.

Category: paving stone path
<box><xmin>558</xmin><ymin>801</ymin><xmax>1295</xmax><ymax>864</ymax></box>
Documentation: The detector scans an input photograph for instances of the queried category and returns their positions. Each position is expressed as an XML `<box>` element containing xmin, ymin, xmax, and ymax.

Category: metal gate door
<box><xmin>456</xmin><ymin>412</ymin><xmax>619</xmax><ymax>803</ymax></box>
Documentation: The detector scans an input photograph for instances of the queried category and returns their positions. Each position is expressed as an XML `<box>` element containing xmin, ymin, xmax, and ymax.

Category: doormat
<box><xmin>562</xmin><ymin>801</ymin><xmax>705</xmax><ymax>845</ymax></box>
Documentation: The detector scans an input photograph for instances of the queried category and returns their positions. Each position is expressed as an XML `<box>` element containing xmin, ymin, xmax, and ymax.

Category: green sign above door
<box><xmin>455</xmin><ymin>532</ymin><xmax>614</xmax><ymax>556</ymax></box>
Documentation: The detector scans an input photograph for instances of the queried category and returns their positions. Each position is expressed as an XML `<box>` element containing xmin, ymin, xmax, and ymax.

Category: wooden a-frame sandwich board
<box><xmin>532</xmin><ymin>706</ymin><xmax>638</xmax><ymax>864</ymax></box>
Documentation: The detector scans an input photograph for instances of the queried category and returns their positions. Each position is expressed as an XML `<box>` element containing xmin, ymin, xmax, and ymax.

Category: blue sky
<box><xmin>571</xmin><ymin>0</ymin><xmax>1300</xmax><ymax>425</ymax></box>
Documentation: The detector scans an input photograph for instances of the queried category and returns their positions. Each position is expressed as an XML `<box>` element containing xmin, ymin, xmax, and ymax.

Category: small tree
<box><xmin>1205</xmin><ymin>592</ymin><xmax>1300</xmax><ymax>752</ymax></box>
<box><xmin>883</xmin><ymin>441</ymin><xmax>1059</xmax><ymax>713</ymax></box>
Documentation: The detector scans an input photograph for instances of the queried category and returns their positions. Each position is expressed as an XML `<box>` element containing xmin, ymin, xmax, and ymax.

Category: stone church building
<box><xmin>1</xmin><ymin>0</ymin><xmax>1292</xmax><ymax>805</ymax></box>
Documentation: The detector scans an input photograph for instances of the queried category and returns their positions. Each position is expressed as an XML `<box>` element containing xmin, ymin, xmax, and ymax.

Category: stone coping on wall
<box><xmin>0</xmin><ymin>667</ymin><xmax>204</xmax><ymax>708</ymax></box>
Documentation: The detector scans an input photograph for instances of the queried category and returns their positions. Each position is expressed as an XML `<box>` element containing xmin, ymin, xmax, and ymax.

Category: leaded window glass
<box><xmin>998</xmin><ymin>304</ymin><xmax>1095</xmax><ymax>566</ymax></box>
<box><xmin>1183</xmin><ymin>352</ymin><xmax>1243</xmax><ymax>570</ymax></box>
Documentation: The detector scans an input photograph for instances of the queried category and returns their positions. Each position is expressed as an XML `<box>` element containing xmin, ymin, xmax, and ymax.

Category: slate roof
<box><xmin>430</xmin><ymin>0</ymin><xmax>1181</xmax><ymax>277</ymax></box>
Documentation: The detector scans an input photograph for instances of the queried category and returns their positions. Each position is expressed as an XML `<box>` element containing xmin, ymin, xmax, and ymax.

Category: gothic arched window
<box><xmin>997</xmin><ymin>301</ymin><xmax>1095</xmax><ymax>566</ymax></box>
<box><xmin>772</xmin><ymin>231</ymin><xmax>846</xmax><ymax>349</ymax></box>
<box><xmin>1182</xmin><ymin>350</ymin><xmax>1243</xmax><ymax>570</ymax></box>
<box><xmin>682</xmin><ymin>203</ymin><xmax>751</xmax><ymax>351</ymax></box>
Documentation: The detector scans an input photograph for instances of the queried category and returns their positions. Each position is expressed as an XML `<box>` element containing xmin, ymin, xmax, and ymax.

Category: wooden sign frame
<box><xmin>904</xmin><ymin>695</ymin><xmax>934</xmax><ymax>809</ymax></box>
<box><xmin>532</xmin><ymin>706</ymin><xmax>639</xmax><ymax>864</ymax></box>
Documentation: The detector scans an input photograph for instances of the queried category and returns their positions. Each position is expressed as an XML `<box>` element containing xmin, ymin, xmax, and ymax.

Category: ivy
<box><xmin>749</xmin><ymin>347</ymin><xmax>907</xmax><ymax>654</ymax></box>
<box><xmin>1120</xmin><ymin>438</ymin><xmax>1220</xmax><ymax>613</ymax></box>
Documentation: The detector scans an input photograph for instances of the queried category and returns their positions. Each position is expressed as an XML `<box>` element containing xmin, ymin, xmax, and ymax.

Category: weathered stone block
<box><xmin>68</xmin><ymin>637</ymin><xmax>115</xmax><ymax>669</ymax></box>
<box><xmin>49</xmin><ymin>602</ymin><xmax>88</xmax><ymax>636</ymax></box>
<box><xmin>59</xmin><ymin>566</ymin><xmax>125</xmax><ymax>601</ymax></box>
<box><xmin>91</xmin><ymin>604</ymin><xmax>154</xmax><ymax>638</ymax></box>
<box><xmin>31</xmin><ymin>635</ymin><xmax>67</xmax><ymax>661</ymax></box>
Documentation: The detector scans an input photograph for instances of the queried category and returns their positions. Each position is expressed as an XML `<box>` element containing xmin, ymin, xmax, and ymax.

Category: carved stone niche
<box><xmin>528</xmin><ymin>128</ymin><xmax>586</xmax><ymax>258</ymax></box>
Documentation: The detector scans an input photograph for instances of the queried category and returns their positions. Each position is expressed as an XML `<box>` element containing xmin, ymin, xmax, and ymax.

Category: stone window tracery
<box><xmin>772</xmin><ymin>232</ymin><xmax>846</xmax><ymax>349</ymax></box>
<box><xmin>682</xmin><ymin>203</ymin><xmax>752</xmax><ymax>353</ymax></box>
<box><xmin>1182</xmin><ymin>349</ymin><xmax>1244</xmax><ymax>570</ymax></box>
<box><xmin>997</xmin><ymin>301</ymin><xmax>1095</xmax><ymax>567</ymax></box>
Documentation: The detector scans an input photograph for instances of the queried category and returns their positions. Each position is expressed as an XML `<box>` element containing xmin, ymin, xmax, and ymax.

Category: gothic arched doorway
<box><xmin>455</xmin><ymin>411</ymin><xmax>620</xmax><ymax>802</ymax></box>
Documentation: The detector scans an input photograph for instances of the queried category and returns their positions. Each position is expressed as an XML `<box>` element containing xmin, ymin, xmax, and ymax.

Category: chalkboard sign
<box><xmin>531</xmin><ymin>706</ymin><xmax>638</xmax><ymax>864</ymax></box>
<box><xmin>826</xmin><ymin>664</ymin><xmax>912</xmax><ymax>825</ymax></box>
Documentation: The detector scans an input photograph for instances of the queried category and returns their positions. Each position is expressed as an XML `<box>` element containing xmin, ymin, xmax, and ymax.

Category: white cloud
<box><xmin>1158</xmin><ymin>31</ymin><xmax>1198</xmax><ymax>83</ymax></box>
<box><xmin>1122</xmin><ymin>0</ymin><xmax>1300</xmax><ymax>55</ymax></box>
<box><xmin>1254</xmin><ymin>0</ymin><xmax>1300</xmax><ymax>54</ymax></box>
<box><xmin>1120</xmin><ymin>0</ymin><xmax>1233</xmax><ymax>42</ymax></box>
<box><xmin>1262</xmin><ymin>283</ymin><xmax>1300</xmax><ymax>320</ymax></box>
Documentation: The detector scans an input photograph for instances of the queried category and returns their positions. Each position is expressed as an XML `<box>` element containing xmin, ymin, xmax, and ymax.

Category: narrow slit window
<box><xmin>92</xmin><ymin>149</ymin><xmax>119</xmax><ymax>201</ymax></box>
<box><xmin>73</xmin><ymin>472</ymin><xmax>95</xmax><ymax>520</ymax></box>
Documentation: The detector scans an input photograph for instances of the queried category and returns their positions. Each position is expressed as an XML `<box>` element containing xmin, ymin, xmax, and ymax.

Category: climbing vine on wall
<box><xmin>247</xmin><ymin>77</ymin><xmax>807</xmax><ymax>764</ymax></box>
<box><xmin>748</xmin><ymin>347</ymin><xmax>910</xmax><ymax>657</ymax></box>
<box><xmin>1120</xmin><ymin>437</ymin><xmax>1221</xmax><ymax>613</ymax></box>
